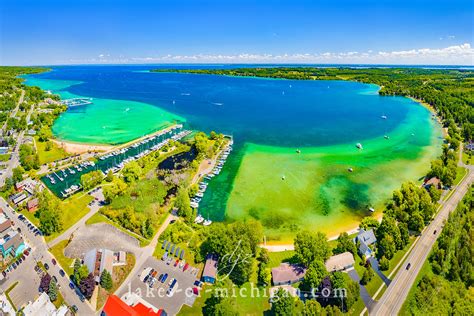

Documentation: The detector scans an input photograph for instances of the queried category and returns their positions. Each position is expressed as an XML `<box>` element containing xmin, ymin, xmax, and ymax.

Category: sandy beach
<box><xmin>52</xmin><ymin>139</ymin><xmax>113</xmax><ymax>154</ymax></box>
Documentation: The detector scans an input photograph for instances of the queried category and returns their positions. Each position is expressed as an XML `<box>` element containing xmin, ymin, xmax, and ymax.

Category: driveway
<box><xmin>347</xmin><ymin>268</ymin><xmax>375</xmax><ymax>311</ymax></box>
<box><xmin>64</xmin><ymin>223</ymin><xmax>140</xmax><ymax>258</ymax></box>
<box><xmin>368</xmin><ymin>257</ymin><xmax>391</xmax><ymax>286</ymax></box>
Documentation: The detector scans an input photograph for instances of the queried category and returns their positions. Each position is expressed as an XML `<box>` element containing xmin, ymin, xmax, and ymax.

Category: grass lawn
<box><xmin>52</xmin><ymin>290</ymin><xmax>66</xmax><ymax>309</ymax></box>
<box><xmin>44</xmin><ymin>193</ymin><xmax>94</xmax><ymax>242</ymax></box>
<box><xmin>462</xmin><ymin>150</ymin><xmax>471</xmax><ymax>165</ymax></box>
<box><xmin>267</xmin><ymin>250</ymin><xmax>296</xmax><ymax>268</ymax></box>
<box><xmin>453</xmin><ymin>166</ymin><xmax>467</xmax><ymax>186</ymax></box>
<box><xmin>20</xmin><ymin>208</ymin><xmax>41</xmax><ymax>227</ymax></box>
<box><xmin>49</xmin><ymin>239</ymin><xmax>75</xmax><ymax>276</ymax></box>
<box><xmin>0</xmin><ymin>153</ymin><xmax>10</xmax><ymax>161</ymax></box>
<box><xmin>86</xmin><ymin>212</ymin><xmax>151</xmax><ymax>247</ymax></box>
<box><xmin>35</xmin><ymin>136</ymin><xmax>69</xmax><ymax>165</ymax></box>
<box><xmin>96</xmin><ymin>254</ymin><xmax>135</xmax><ymax>310</ymax></box>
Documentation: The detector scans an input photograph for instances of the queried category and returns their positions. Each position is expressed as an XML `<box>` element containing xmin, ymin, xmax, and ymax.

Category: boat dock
<box><xmin>41</xmin><ymin>125</ymin><xmax>189</xmax><ymax>198</ymax></box>
<box><xmin>62</xmin><ymin>98</ymin><xmax>93</xmax><ymax>107</ymax></box>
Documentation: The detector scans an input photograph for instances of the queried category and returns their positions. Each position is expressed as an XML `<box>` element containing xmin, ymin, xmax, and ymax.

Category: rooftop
<box><xmin>271</xmin><ymin>262</ymin><xmax>307</xmax><ymax>284</ymax></box>
<box><xmin>325</xmin><ymin>252</ymin><xmax>355</xmax><ymax>272</ymax></box>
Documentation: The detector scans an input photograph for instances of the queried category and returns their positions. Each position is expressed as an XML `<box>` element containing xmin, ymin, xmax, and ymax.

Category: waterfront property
<box><xmin>354</xmin><ymin>229</ymin><xmax>377</xmax><ymax>258</ymax></box>
<box><xmin>271</xmin><ymin>262</ymin><xmax>307</xmax><ymax>286</ymax></box>
<box><xmin>325</xmin><ymin>252</ymin><xmax>355</xmax><ymax>272</ymax></box>
<box><xmin>41</xmin><ymin>125</ymin><xmax>190</xmax><ymax>198</ymax></box>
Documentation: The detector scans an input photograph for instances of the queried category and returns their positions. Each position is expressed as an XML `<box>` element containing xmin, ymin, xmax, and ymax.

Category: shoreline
<box><xmin>52</xmin><ymin>123</ymin><xmax>184</xmax><ymax>154</ymax></box>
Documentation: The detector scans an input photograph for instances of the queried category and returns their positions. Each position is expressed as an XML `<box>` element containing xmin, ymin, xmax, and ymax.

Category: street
<box><xmin>372</xmin><ymin>167</ymin><xmax>473</xmax><ymax>315</ymax></box>
<box><xmin>0</xmin><ymin>197</ymin><xmax>95</xmax><ymax>315</ymax></box>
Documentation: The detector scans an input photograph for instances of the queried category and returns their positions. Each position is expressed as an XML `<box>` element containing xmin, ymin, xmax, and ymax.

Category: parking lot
<box><xmin>118</xmin><ymin>256</ymin><xmax>200</xmax><ymax>315</ymax></box>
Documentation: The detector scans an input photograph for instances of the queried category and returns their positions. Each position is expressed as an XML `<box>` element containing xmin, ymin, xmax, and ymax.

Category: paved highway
<box><xmin>372</xmin><ymin>167</ymin><xmax>473</xmax><ymax>315</ymax></box>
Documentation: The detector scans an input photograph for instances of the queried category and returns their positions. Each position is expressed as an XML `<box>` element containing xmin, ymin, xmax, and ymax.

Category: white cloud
<box><xmin>66</xmin><ymin>43</ymin><xmax>474</xmax><ymax>65</ymax></box>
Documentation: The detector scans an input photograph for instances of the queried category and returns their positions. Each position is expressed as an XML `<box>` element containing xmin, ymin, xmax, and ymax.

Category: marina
<box><xmin>192</xmin><ymin>140</ymin><xmax>234</xmax><ymax>226</ymax></box>
<box><xmin>41</xmin><ymin>125</ymin><xmax>190</xmax><ymax>198</ymax></box>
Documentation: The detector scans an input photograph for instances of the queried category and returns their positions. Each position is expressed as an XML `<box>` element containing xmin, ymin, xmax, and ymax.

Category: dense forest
<box><xmin>404</xmin><ymin>186</ymin><xmax>473</xmax><ymax>315</ymax></box>
<box><xmin>152</xmin><ymin>67</ymin><xmax>474</xmax><ymax>141</ymax></box>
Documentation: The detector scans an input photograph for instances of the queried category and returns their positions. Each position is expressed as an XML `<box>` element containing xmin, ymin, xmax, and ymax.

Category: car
<box><xmin>52</xmin><ymin>258</ymin><xmax>57</xmax><ymax>265</ymax></box>
<box><xmin>174</xmin><ymin>259</ymin><xmax>179</xmax><ymax>267</ymax></box>
<box><xmin>21</xmin><ymin>255</ymin><xmax>25</xmax><ymax>261</ymax></box>
<box><xmin>12</xmin><ymin>263</ymin><xmax>17</xmax><ymax>269</ymax></box>
<box><xmin>2</xmin><ymin>271</ymin><xmax>6</xmax><ymax>278</ymax></box>
<box><xmin>71</xmin><ymin>305</ymin><xmax>78</xmax><ymax>313</ymax></box>
<box><xmin>17</xmin><ymin>227</ymin><xmax>21</xmax><ymax>233</ymax></box>
<box><xmin>143</xmin><ymin>275</ymin><xmax>150</xmax><ymax>283</ymax></box>
<box><xmin>168</xmin><ymin>278</ymin><xmax>175</xmax><ymax>286</ymax></box>
<box><xmin>170</xmin><ymin>219</ymin><xmax>176</xmax><ymax>224</ymax></box>
<box><xmin>69</xmin><ymin>282</ymin><xmax>75</xmax><ymax>289</ymax></box>
<box><xmin>24</xmin><ymin>250</ymin><xmax>29</xmax><ymax>256</ymax></box>
<box><xmin>161</xmin><ymin>273</ymin><xmax>168</xmax><ymax>283</ymax></box>
<box><xmin>194</xmin><ymin>280</ymin><xmax>202</xmax><ymax>288</ymax></box>
<box><xmin>406</xmin><ymin>263</ymin><xmax>411</xmax><ymax>270</ymax></box>
<box><xmin>151</xmin><ymin>270</ymin><xmax>158</xmax><ymax>278</ymax></box>
<box><xmin>79</xmin><ymin>295</ymin><xmax>85</xmax><ymax>302</ymax></box>
<box><xmin>433</xmin><ymin>230</ymin><xmax>437</xmax><ymax>234</ymax></box>
<box><xmin>52</xmin><ymin>276</ymin><xmax>58</xmax><ymax>283</ymax></box>
<box><xmin>59</xmin><ymin>269</ymin><xmax>65</xmax><ymax>277</ymax></box>
<box><xmin>18</xmin><ymin>258</ymin><xmax>22</xmax><ymax>263</ymax></box>
<box><xmin>44</xmin><ymin>263</ymin><xmax>49</xmax><ymax>270</ymax></box>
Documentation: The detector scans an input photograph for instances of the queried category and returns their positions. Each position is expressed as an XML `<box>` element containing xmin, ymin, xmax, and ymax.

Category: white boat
<box><xmin>348</xmin><ymin>168</ymin><xmax>353</xmax><ymax>172</ymax></box>
<box><xmin>196</xmin><ymin>192</ymin><xmax>204</xmax><ymax>198</ymax></box>
<box><xmin>356</xmin><ymin>143</ymin><xmax>363</xmax><ymax>149</ymax></box>
<box><xmin>203</xmin><ymin>219</ymin><xmax>212</xmax><ymax>226</ymax></box>
<box><xmin>384</xmin><ymin>135</ymin><xmax>390</xmax><ymax>139</ymax></box>
<box><xmin>381</xmin><ymin>115</ymin><xmax>387</xmax><ymax>119</ymax></box>
<box><xmin>194</xmin><ymin>215</ymin><xmax>204</xmax><ymax>224</ymax></box>
<box><xmin>369</xmin><ymin>207</ymin><xmax>375</xmax><ymax>213</ymax></box>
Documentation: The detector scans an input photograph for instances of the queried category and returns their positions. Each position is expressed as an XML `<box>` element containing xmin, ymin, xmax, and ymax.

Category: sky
<box><xmin>1</xmin><ymin>0</ymin><xmax>473</xmax><ymax>65</ymax></box>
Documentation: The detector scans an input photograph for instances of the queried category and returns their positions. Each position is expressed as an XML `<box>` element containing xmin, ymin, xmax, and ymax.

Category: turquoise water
<box><xmin>24</xmin><ymin>66</ymin><xmax>443</xmax><ymax>238</ymax></box>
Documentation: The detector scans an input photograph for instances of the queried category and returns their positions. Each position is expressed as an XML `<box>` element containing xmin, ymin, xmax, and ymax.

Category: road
<box><xmin>0</xmin><ymin>91</ymin><xmax>32</xmax><ymax>187</ymax></box>
<box><xmin>47</xmin><ymin>189</ymin><xmax>104</xmax><ymax>248</ymax></box>
<box><xmin>372</xmin><ymin>167</ymin><xmax>473</xmax><ymax>315</ymax></box>
<box><xmin>113</xmin><ymin>212</ymin><xmax>177</xmax><ymax>296</ymax></box>
<box><xmin>0</xmin><ymin>197</ymin><xmax>95</xmax><ymax>315</ymax></box>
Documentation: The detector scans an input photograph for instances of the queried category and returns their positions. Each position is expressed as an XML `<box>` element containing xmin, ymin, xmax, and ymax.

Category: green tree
<box><xmin>303</xmin><ymin>300</ymin><xmax>322</xmax><ymax>316</ymax></box>
<box><xmin>37</xmin><ymin>126</ymin><xmax>52</xmax><ymax>142</ymax></box>
<box><xmin>12</xmin><ymin>166</ymin><xmax>24</xmax><ymax>183</ymax></box>
<box><xmin>360</xmin><ymin>265</ymin><xmax>374</xmax><ymax>285</ymax></box>
<box><xmin>428</xmin><ymin>186</ymin><xmax>441</xmax><ymax>203</ymax></box>
<box><xmin>80</xmin><ymin>170</ymin><xmax>103</xmax><ymax>191</ymax></box>
<box><xmin>333</xmin><ymin>232</ymin><xmax>357</xmax><ymax>255</ymax></box>
<box><xmin>379</xmin><ymin>256</ymin><xmax>390</xmax><ymax>271</ymax></box>
<box><xmin>378</xmin><ymin>235</ymin><xmax>396</xmax><ymax>260</ymax></box>
<box><xmin>271</xmin><ymin>288</ymin><xmax>295</xmax><ymax>316</ymax></box>
<box><xmin>73</xmin><ymin>260</ymin><xmax>89</xmax><ymax>284</ymax></box>
<box><xmin>122</xmin><ymin>161</ymin><xmax>141</xmax><ymax>182</ymax></box>
<box><xmin>100</xmin><ymin>269</ymin><xmax>113</xmax><ymax>291</ymax></box>
<box><xmin>359</xmin><ymin>216</ymin><xmax>380</xmax><ymax>231</ymax></box>
<box><xmin>302</xmin><ymin>261</ymin><xmax>327</xmax><ymax>291</ymax></box>
<box><xmin>409</xmin><ymin>212</ymin><xmax>425</xmax><ymax>234</ymax></box>
<box><xmin>105</xmin><ymin>170</ymin><xmax>114</xmax><ymax>182</ymax></box>
<box><xmin>175</xmin><ymin>186</ymin><xmax>193</xmax><ymax>222</ymax></box>
<box><xmin>398</xmin><ymin>222</ymin><xmax>410</xmax><ymax>247</ymax></box>
<box><xmin>294</xmin><ymin>231</ymin><xmax>331</xmax><ymax>266</ymax></box>
<box><xmin>48</xmin><ymin>278</ymin><xmax>58</xmax><ymax>301</ymax></box>
<box><xmin>39</xmin><ymin>208</ymin><xmax>62</xmax><ymax>235</ymax></box>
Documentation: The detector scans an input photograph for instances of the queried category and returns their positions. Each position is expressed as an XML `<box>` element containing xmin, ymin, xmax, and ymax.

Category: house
<box><xmin>0</xmin><ymin>231</ymin><xmax>25</xmax><ymax>258</ymax></box>
<box><xmin>0</xmin><ymin>139</ymin><xmax>8</xmax><ymax>155</ymax></box>
<box><xmin>201</xmin><ymin>254</ymin><xmax>218</xmax><ymax>284</ymax></box>
<box><xmin>271</xmin><ymin>263</ymin><xmax>307</xmax><ymax>286</ymax></box>
<box><xmin>423</xmin><ymin>177</ymin><xmax>441</xmax><ymax>190</ymax></box>
<box><xmin>27</xmin><ymin>198</ymin><xmax>39</xmax><ymax>212</ymax></box>
<box><xmin>465</xmin><ymin>142</ymin><xmax>474</xmax><ymax>151</ymax></box>
<box><xmin>325</xmin><ymin>252</ymin><xmax>355</xmax><ymax>272</ymax></box>
<box><xmin>11</xmin><ymin>193</ymin><xmax>27</xmax><ymax>205</ymax></box>
<box><xmin>102</xmin><ymin>294</ymin><xmax>165</xmax><ymax>316</ymax></box>
<box><xmin>84</xmin><ymin>248</ymin><xmax>115</xmax><ymax>283</ymax></box>
<box><xmin>23</xmin><ymin>292</ymin><xmax>68</xmax><ymax>316</ymax></box>
<box><xmin>0</xmin><ymin>214</ymin><xmax>12</xmax><ymax>235</ymax></box>
<box><xmin>354</xmin><ymin>229</ymin><xmax>377</xmax><ymax>258</ymax></box>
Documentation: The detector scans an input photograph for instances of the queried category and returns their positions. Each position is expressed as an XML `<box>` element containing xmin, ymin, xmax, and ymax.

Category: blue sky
<box><xmin>1</xmin><ymin>0</ymin><xmax>473</xmax><ymax>65</ymax></box>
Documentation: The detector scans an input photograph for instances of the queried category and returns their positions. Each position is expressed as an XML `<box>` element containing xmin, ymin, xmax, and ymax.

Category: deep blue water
<box><xmin>28</xmin><ymin>65</ymin><xmax>418</xmax><ymax>147</ymax></box>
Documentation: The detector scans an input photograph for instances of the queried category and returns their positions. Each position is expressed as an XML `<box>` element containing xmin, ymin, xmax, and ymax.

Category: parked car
<box><xmin>52</xmin><ymin>258</ymin><xmax>57</xmax><ymax>265</ymax></box>
<box><xmin>433</xmin><ymin>230</ymin><xmax>437</xmax><ymax>235</ymax></box>
<box><xmin>406</xmin><ymin>263</ymin><xmax>411</xmax><ymax>270</ymax></box>
<box><xmin>44</xmin><ymin>263</ymin><xmax>49</xmax><ymax>270</ymax></box>
<box><xmin>52</xmin><ymin>276</ymin><xmax>58</xmax><ymax>283</ymax></box>
<box><xmin>69</xmin><ymin>282</ymin><xmax>75</xmax><ymax>289</ymax></box>
<box><xmin>161</xmin><ymin>273</ymin><xmax>168</xmax><ymax>283</ymax></box>
<box><xmin>71</xmin><ymin>305</ymin><xmax>78</xmax><ymax>313</ymax></box>
<box><xmin>2</xmin><ymin>271</ymin><xmax>6</xmax><ymax>278</ymax></box>
<box><xmin>59</xmin><ymin>269</ymin><xmax>65</xmax><ymax>277</ymax></box>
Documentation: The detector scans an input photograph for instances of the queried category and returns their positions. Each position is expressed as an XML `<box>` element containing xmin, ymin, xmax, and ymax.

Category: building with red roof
<box><xmin>102</xmin><ymin>295</ymin><xmax>165</xmax><ymax>316</ymax></box>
